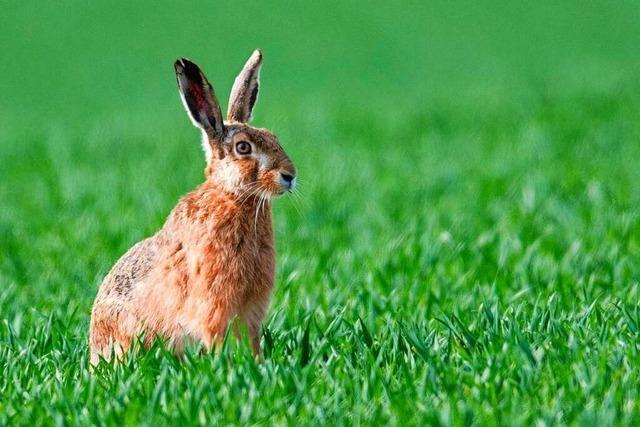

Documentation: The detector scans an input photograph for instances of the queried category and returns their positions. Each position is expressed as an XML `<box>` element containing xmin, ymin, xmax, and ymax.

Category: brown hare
<box><xmin>89</xmin><ymin>49</ymin><xmax>296</xmax><ymax>365</ymax></box>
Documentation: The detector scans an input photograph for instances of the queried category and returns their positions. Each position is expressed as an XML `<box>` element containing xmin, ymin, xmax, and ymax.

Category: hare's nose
<box><xmin>280</xmin><ymin>172</ymin><xmax>296</xmax><ymax>190</ymax></box>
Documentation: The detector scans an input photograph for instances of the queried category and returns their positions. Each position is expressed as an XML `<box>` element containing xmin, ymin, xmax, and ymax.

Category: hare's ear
<box><xmin>174</xmin><ymin>58</ymin><xmax>225</xmax><ymax>140</ymax></box>
<box><xmin>227</xmin><ymin>49</ymin><xmax>263</xmax><ymax>123</ymax></box>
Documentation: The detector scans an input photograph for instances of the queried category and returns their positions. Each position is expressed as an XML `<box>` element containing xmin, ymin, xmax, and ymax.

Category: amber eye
<box><xmin>235</xmin><ymin>141</ymin><xmax>252</xmax><ymax>155</ymax></box>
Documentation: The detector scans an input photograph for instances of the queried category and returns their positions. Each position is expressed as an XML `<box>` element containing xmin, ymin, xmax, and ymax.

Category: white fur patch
<box><xmin>256</xmin><ymin>153</ymin><xmax>270</xmax><ymax>168</ymax></box>
<box><xmin>200</xmin><ymin>131</ymin><xmax>213</xmax><ymax>161</ymax></box>
<box><xmin>178</xmin><ymin>89</ymin><xmax>204</xmax><ymax>130</ymax></box>
<box><xmin>213</xmin><ymin>160</ymin><xmax>241</xmax><ymax>190</ymax></box>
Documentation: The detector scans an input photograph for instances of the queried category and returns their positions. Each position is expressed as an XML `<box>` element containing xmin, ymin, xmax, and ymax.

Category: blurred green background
<box><xmin>2</xmin><ymin>1</ymin><xmax>639</xmax><ymax>117</ymax></box>
<box><xmin>1</xmin><ymin>1</ymin><xmax>640</xmax><ymax>425</ymax></box>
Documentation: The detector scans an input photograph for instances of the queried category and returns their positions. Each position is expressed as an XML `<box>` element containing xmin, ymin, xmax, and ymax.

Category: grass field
<box><xmin>2</xmin><ymin>1</ymin><xmax>640</xmax><ymax>425</ymax></box>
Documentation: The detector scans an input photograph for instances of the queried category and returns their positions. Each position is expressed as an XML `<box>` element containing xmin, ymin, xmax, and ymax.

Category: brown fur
<box><xmin>89</xmin><ymin>50</ymin><xmax>296</xmax><ymax>365</ymax></box>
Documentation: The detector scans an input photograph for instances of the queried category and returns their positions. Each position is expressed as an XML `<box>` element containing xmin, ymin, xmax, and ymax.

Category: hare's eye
<box><xmin>235</xmin><ymin>141</ymin><xmax>252</xmax><ymax>155</ymax></box>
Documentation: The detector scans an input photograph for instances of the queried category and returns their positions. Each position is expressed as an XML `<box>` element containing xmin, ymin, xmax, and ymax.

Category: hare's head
<box><xmin>174</xmin><ymin>50</ymin><xmax>296</xmax><ymax>197</ymax></box>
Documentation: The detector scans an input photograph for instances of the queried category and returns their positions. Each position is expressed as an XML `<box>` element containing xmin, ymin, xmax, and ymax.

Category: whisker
<box><xmin>261</xmin><ymin>192</ymin><xmax>270</xmax><ymax>217</ymax></box>
<box><xmin>254</xmin><ymin>190</ymin><xmax>266</xmax><ymax>234</ymax></box>
<box><xmin>290</xmin><ymin>185</ymin><xmax>307</xmax><ymax>217</ymax></box>
<box><xmin>236</xmin><ymin>182</ymin><xmax>262</xmax><ymax>207</ymax></box>
<box><xmin>288</xmin><ymin>190</ymin><xmax>303</xmax><ymax>218</ymax></box>
<box><xmin>237</xmin><ymin>181</ymin><xmax>261</xmax><ymax>197</ymax></box>
<box><xmin>237</xmin><ymin>188</ymin><xmax>258</xmax><ymax>205</ymax></box>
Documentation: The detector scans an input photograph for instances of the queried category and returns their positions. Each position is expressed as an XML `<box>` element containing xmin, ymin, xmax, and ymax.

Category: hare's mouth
<box><xmin>269</xmin><ymin>187</ymin><xmax>291</xmax><ymax>198</ymax></box>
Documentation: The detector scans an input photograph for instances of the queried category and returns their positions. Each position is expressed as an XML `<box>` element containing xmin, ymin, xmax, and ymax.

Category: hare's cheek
<box><xmin>237</xmin><ymin>160</ymin><xmax>260</xmax><ymax>183</ymax></box>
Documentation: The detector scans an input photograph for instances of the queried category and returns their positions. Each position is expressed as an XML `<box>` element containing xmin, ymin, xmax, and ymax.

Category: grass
<box><xmin>2</xmin><ymin>0</ymin><xmax>640</xmax><ymax>425</ymax></box>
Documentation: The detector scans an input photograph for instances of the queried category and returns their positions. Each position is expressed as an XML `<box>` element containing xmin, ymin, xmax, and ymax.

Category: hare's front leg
<box><xmin>240</xmin><ymin>292</ymin><xmax>271</xmax><ymax>356</ymax></box>
<box><xmin>201</xmin><ymin>303</ymin><xmax>234</xmax><ymax>351</ymax></box>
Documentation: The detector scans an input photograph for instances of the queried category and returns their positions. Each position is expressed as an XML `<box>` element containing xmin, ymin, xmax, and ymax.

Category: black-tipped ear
<box><xmin>174</xmin><ymin>58</ymin><xmax>225</xmax><ymax>139</ymax></box>
<box><xmin>227</xmin><ymin>49</ymin><xmax>262</xmax><ymax>123</ymax></box>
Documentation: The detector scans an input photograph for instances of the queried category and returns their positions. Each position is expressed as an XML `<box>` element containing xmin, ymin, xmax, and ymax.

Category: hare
<box><xmin>89</xmin><ymin>50</ymin><xmax>296</xmax><ymax>365</ymax></box>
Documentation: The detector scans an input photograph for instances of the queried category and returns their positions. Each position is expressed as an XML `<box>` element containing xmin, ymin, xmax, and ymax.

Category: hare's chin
<box><xmin>273</xmin><ymin>190</ymin><xmax>288</xmax><ymax>197</ymax></box>
<box><xmin>243</xmin><ymin>188</ymin><xmax>283</xmax><ymax>199</ymax></box>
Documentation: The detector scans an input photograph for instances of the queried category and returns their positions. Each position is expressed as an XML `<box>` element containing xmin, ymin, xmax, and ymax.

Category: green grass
<box><xmin>2</xmin><ymin>1</ymin><xmax>640</xmax><ymax>425</ymax></box>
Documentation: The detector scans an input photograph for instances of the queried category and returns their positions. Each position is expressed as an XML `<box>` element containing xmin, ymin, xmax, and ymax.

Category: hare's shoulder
<box><xmin>98</xmin><ymin>235</ymin><xmax>162</xmax><ymax>299</ymax></box>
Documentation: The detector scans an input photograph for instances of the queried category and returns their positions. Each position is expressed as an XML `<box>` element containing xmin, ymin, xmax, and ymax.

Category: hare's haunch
<box><xmin>89</xmin><ymin>50</ymin><xmax>296</xmax><ymax>365</ymax></box>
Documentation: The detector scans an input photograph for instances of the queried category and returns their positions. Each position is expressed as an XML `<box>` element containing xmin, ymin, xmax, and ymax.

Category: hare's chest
<box><xmin>194</xmin><ymin>232</ymin><xmax>275</xmax><ymax>291</ymax></box>
<box><xmin>232</xmin><ymin>235</ymin><xmax>276</xmax><ymax>289</ymax></box>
